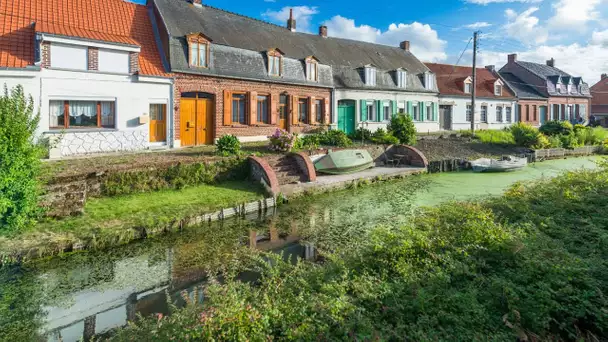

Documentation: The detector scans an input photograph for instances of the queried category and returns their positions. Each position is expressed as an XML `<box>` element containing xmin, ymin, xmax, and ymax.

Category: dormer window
<box><xmin>396</xmin><ymin>69</ymin><xmax>407</xmax><ymax>88</ymax></box>
<box><xmin>424</xmin><ymin>72</ymin><xmax>434</xmax><ymax>90</ymax></box>
<box><xmin>305</xmin><ymin>57</ymin><xmax>318</xmax><ymax>82</ymax></box>
<box><xmin>268</xmin><ymin>49</ymin><xmax>283</xmax><ymax>77</ymax></box>
<box><xmin>463</xmin><ymin>76</ymin><xmax>472</xmax><ymax>94</ymax></box>
<box><xmin>364</xmin><ymin>65</ymin><xmax>376</xmax><ymax>86</ymax></box>
<box><xmin>567</xmin><ymin>83</ymin><xmax>572</xmax><ymax>93</ymax></box>
<box><xmin>494</xmin><ymin>84</ymin><xmax>502</xmax><ymax>96</ymax></box>
<box><xmin>187</xmin><ymin>33</ymin><xmax>210</xmax><ymax>68</ymax></box>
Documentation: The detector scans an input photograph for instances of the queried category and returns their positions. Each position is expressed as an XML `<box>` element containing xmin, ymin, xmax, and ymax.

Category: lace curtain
<box><xmin>69</xmin><ymin>101</ymin><xmax>96</xmax><ymax>126</ymax></box>
<box><xmin>49</xmin><ymin>100</ymin><xmax>64</xmax><ymax>127</ymax></box>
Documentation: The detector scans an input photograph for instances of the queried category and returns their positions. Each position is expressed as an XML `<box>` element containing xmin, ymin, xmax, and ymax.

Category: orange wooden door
<box><xmin>195</xmin><ymin>98</ymin><xmax>214</xmax><ymax>145</ymax></box>
<box><xmin>180</xmin><ymin>99</ymin><xmax>196</xmax><ymax>147</ymax></box>
<box><xmin>278</xmin><ymin>95</ymin><xmax>288</xmax><ymax>130</ymax></box>
<box><xmin>149</xmin><ymin>104</ymin><xmax>167</xmax><ymax>142</ymax></box>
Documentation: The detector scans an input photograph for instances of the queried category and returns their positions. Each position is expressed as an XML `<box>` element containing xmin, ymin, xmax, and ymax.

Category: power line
<box><xmin>447</xmin><ymin>37</ymin><xmax>473</xmax><ymax>81</ymax></box>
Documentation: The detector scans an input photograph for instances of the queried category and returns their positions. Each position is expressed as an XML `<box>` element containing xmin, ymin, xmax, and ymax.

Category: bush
<box><xmin>268</xmin><ymin>129</ymin><xmax>296</xmax><ymax>152</ymax></box>
<box><xmin>539</xmin><ymin>120</ymin><xmax>573</xmax><ymax>136</ymax></box>
<box><xmin>0</xmin><ymin>85</ymin><xmax>44</xmax><ymax>234</ymax></box>
<box><xmin>370</xmin><ymin>128</ymin><xmax>399</xmax><ymax>145</ymax></box>
<box><xmin>348</xmin><ymin>127</ymin><xmax>373</xmax><ymax>141</ymax></box>
<box><xmin>573</xmin><ymin>124</ymin><xmax>586</xmax><ymax>132</ymax></box>
<box><xmin>559</xmin><ymin>133</ymin><xmax>582</xmax><ymax>149</ymax></box>
<box><xmin>532</xmin><ymin>134</ymin><xmax>550</xmax><ymax>149</ymax></box>
<box><xmin>299</xmin><ymin>134</ymin><xmax>320</xmax><ymax>150</ymax></box>
<box><xmin>215</xmin><ymin>134</ymin><xmax>241</xmax><ymax>156</ymax></box>
<box><xmin>474</xmin><ymin>129</ymin><xmax>515</xmax><ymax>145</ymax></box>
<box><xmin>387</xmin><ymin>114</ymin><xmax>416</xmax><ymax>145</ymax></box>
<box><xmin>509</xmin><ymin>122</ymin><xmax>542</xmax><ymax>148</ymax></box>
<box><xmin>318</xmin><ymin>129</ymin><xmax>352</xmax><ymax>147</ymax></box>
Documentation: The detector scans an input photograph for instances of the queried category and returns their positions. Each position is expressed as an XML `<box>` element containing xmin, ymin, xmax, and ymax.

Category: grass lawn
<box><xmin>36</xmin><ymin>181</ymin><xmax>265</xmax><ymax>233</ymax></box>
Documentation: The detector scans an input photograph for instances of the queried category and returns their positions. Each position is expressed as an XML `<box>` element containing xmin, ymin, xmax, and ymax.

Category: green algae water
<box><xmin>0</xmin><ymin>156</ymin><xmax>602</xmax><ymax>342</ymax></box>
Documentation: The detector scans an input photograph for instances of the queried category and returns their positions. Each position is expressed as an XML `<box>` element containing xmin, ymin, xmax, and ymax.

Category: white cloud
<box><xmin>464</xmin><ymin>0</ymin><xmax>542</xmax><ymax>5</ymax></box>
<box><xmin>262</xmin><ymin>6</ymin><xmax>319</xmax><ymax>32</ymax></box>
<box><xmin>464</xmin><ymin>22</ymin><xmax>493</xmax><ymax>29</ymax></box>
<box><xmin>322</xmin><ymin>16</ymin><xmax>448</xmax><ymax>62</ymax></box>
<box><xmin>591</xmin><ymin>29</ymin><xmax>608</xmax><ymax>46</ymax></box>
<box><xmin>548</xmin><ymin>0</ymin><xmax>601</xmax><ymax>31</ymax></box>
<box><xmin>503</xmin><ymin>7</ymin><xmax>548</xmax><ymax>44</ymax></box>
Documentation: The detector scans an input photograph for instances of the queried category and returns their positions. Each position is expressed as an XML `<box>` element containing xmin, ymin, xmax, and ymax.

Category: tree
<box><xmin>0</xmin><ymin>85</ymin><xmax>44</xmax><ymax>233</ymax></box>
<box><xmin>387</xmin><ymin>114</ymin><xmax>417</xmax><ymax>145</ymax></box>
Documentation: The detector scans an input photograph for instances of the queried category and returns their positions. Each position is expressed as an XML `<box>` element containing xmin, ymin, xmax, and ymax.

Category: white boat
<box><xmin>471</xmin><ymin>155</ymin><xmax>527</xmax><ymax>173</ymax></box>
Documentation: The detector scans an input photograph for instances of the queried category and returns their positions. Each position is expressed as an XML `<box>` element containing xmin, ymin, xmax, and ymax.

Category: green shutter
<box><xmin>419</xmin><ymin>102</ymin><xmax>425</xmax><ymax>122</ymax></box>
<box><xmin>433</xmin><ymin>102</ymin><xmax>438</xmax><ymax>121</ymax></box>
<box><xmin>392</xmin><ymin>100</ymin><xmax>397</xmax><ymax>118</ymax></box>
<box><xmin>360</xmin><ymin>100</ymin><xmax>367</xmax><ymax>121</ymax></box>
<box><xmin>407</xmin><ymin>101</ymin><xmax>413</xmax><ymax>118</ymax></box>
<box><xmin>376</xmin><ymin>100</ymin><xmax>382</xmax><ymax>122</ymax></box>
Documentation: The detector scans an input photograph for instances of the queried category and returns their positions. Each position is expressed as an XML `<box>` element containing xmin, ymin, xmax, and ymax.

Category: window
<box><xmin>397</xmin><ymin>101</ymin><xmax>406</xmax><ymax>114</ymax></box>
<box><xmin>426</xmin><ymin>103</ymin><xmax>432</xmax><ymax>121</ymax></box>
<box><xmin>464</xmin><ymin>83</ymin><xmax>472</xmax><ymax>94</ymax></box>
<box><xmin>257</xmin><ymin>95</ymin><xmax>269</xmax><ymax>124</ymax></box>
<box><xmin>98</xmin><ymin>49</ymin><xmax>129</xmax><ymax>73</ymax></box>
<box><xmin>466</xmin><ymin>105</ymin><xmax>472</xmax><ymax>122</ymax></box>
<box><xmin>50</xmin><ymin>43</ymin><xmax>87</xmax><ymax>70</ymax></box>
<box><xmin>413</xmin><ymin>103</ymin><xmax>419</xmax><ymax>121</ymax></box>
<box><xmin>298</xmin><ymin>98</ymin><xmax>309</xmax><ymax>123</ymax></box>
<box><xmin>306</xmin><ymin>59</ymin><xmax>318</xmax><ymax>81</ymax></box>
<box><xmin>494</xmin><ymin>84</ymin><xmax>502</xmax><ymax>96</ymax></box>
<box><xmin>496</xmin><ymin>106</ymin><xmax>503</xmax><ymax>122</ymax></box>
<box><xmin>481</xmin><ymin>105</ymin><xmax>487</xmax><ymax>122</ymax></box>
<box><xmin>532</xmin><ymin>105</ymin><xmax>537</xmax><ymax>121</ymax></box>
<box><xmin>366</xmin><ymin>102</ymin><xmax>375</xmax><ymax>121</ymax></box>
<box><xmin>506</xmin><ymin>107</ymin><xmax>512</xmax><ymax>122</ymax></box>
<box><xmin>567</xmin><ymin>83</ymin><xmax>572</xmax><ymax>93</ymax></box>
<box><xmin>231</xmin><ymin>94</ymin><xmax>247</xmax><ymax>125</ymax></box>
<box><xmin>187</xmin><ymin>35</ymin><xmax>209</xmax><ymax>68</ymax></box>
<box><xmin>279</xmin><ymin>95</ymin><xmax>288</xmax><ymax>122</ymax></box>
<box><xmin>315</xmin><ymin>99</ymin><xmax>324</xmax><ymax>123</ymax></box>
<box><xmin>49</xmin><ymin>100</ymin><xmax>115</xmax><ymax>129</ymax></box>
<box><xmin>365</xmin><ymin>67</ymin><xmax>376</xmax><ymax>86</ymax></box>
<box><xmin>268</xmin><ymin>50</ymin><xmax>282</xmax><ymax>76</ymax></box>
<box><xmin>150</xmin><ymin>104</ymin><xmax>165</xmax><ymax>121</ymax></box>
<box><xmin>383</xmin><ymin>101</ymin><xmax>391</xmax><ymax>121</ymax></box>
<box><xmin>397</xmin><ymin>70</ymin><xmax>407</xmax><ymax>88</ymax></box>
<box><xmin>424</xmin><ymin>72</ymin><xmax>434</xmax><ymax>90</ymax></box>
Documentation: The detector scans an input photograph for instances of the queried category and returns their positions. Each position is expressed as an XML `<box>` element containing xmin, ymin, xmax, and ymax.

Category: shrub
<box><xmin>215</xmin><ymin>134</ymin><xmax>241</xmax><ymax>156</ymax></box>
<box><xmin>509</xmin><ymin>122</ymin><xmax>541</xmax><ymax>148</ymax></box>
<box><xmin>547</xmin><ymin>135</ymin><xmax>562</xmax><ymax>148</ymax></box>
<box><xmin>370</xmin><ymin>128</ymin><xmax>399</xmax><ymax>145</ymax></box>
<box><xmin>268</xmin><ymin>129</ymin><xmax>296</xmax><ymax>152</ymax></box>
<box><xmin>388</xmin><ymin>114</ymin><xmax>416</xmax><ymax>145</ymax></box>
<box><xmin>348</xmin><ymin>127</ymin><xmax>373</xmax><ymax>141</ymax></box>
<box><xmin>539</xmin><ymin>120</ymin><xmax>573</xmax><ymax>136</ymax></box>
<box><xmin>532</xmin><ymin>134</ymin><xmax>550</xmax><ymax>149</ymax></box>
<box><xmin>573</xmin><ymin>124</ymin><xmax>586</xmax><ymax>132</ymax></box>
<box><xmin>474</xmin><ymin>129</ymin><xmax>515</xmax><ymax>145</ymax></box>
<box><xmin>318</xmin><ymin>130</ymin><xmax>352</xmax><ymax>147</ymax></box>
<box><xmin>559</xmin><ymin>133</ymin><xmax>582</xmax><ymax>149</ymax></box>
<box><xmin>299</xmin><ymin>134</ymin><xmax>320</xmax><ymax>150</ymax></box>
<box><xmin>0</xmin><ymin>85</ymin><xmax>44</xmax><ymax>233</ymax></box>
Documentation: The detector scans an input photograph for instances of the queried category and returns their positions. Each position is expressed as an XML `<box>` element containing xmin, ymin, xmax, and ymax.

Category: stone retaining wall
<box><xmin>290</xmin><ymin>152</ymin><xmax>316</xmax><ymax>182</ymax></box>
<box><xmin>46</xmin><ymin>130</ymin><xmax>148</xmax><ymax>158</ymax></box>
<box><xmin>249</xmin><ymin>156</ymin><xmax>280</xmax><ymax>196</ymax></box>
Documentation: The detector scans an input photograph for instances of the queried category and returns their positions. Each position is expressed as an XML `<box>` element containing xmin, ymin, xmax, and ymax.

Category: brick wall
<box><xmin>87</xmin><ymin>47</ymin><xmax>98</xmax><ymax>71</ymax></box>
<box><xmin>517</xmin><ymin>99</ymin><xmax>547</xmax><ymax>126</ymax></box>
<box><xmin>41</xmin><ymin>41</ymin><xmax>51</xmax><ymax>68</ymax></box>
<box><xmin>174</xmin><ymin>74</ymin><xmax>332</xmax><ymax>141</ymax></box>
<box><xmin>548</xmin><ymin>97</ymin><xmax>591</xmax><ymax>121</ymax></box>
<box><xmin>129</xmin><ymin>52</ymin><xmax>140</xmax><ymax>74</ymax></box>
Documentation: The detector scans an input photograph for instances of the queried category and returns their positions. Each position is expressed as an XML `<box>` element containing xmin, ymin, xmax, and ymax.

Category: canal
<box><xmin>0</xmin><ymin>156</ymin><xmax>602</xmax><ymax>342</ymax></box>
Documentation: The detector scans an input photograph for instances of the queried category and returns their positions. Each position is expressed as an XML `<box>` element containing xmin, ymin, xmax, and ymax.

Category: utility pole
<box><xmin>471</xmin><ymin>31</ymin><xmax>479</xmax><ymax>133</ymax></box>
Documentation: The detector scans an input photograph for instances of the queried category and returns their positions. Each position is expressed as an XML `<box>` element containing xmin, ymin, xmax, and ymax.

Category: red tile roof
<box><xmin>591</xmin><ymin>78</ymin><xmax>608</xmax><ymax>107</ymax></box>
<box><xmin>0</xmin><ymin>0</ymin><xmax>167</xmax><ymax>76</ymax></box>
<box><xmin>426</xmin><ymin>63</ymin><xmax>516</xmax><ymax>99</ymax></box>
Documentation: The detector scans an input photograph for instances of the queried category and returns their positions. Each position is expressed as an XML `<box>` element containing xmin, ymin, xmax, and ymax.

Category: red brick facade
<box><xmin>87</xmin><ymin>47</ymin><xmax>98</xmax><ymax>71</ymax></box>
<box><xmin>548</xmin><ymin>97</ymin><xmax>591</xmax><ymax>122</ymax></box>
<box><xmin>41</xmin><ymin>41</ymin><xmax>51</xmax><ymax>68</ymax></box>
<box><xmin>517</xmin><ymin>99</ymin><xmax>547</xmax><ymax>126</ymax></box>
<box><xmin>516</xmin><ymin>98</ymin><xmax>591</xmax><ymax>125</ymax></box>
<box><xmin>129</xmin><ymin>52</ymin><xmax>140</xmax><ymax>74</ymax></box>
<box><xmin>173</xmin><ymin>74</ymin><xmax>332</xmax><ymax>142</ymax></box>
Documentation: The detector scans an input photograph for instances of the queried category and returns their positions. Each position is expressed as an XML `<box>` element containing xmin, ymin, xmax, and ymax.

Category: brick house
<box><xmin>499</xmin><ymin>72</ymin><xmax>547</xmax><ymax>127</ymax></box>
<box><xmin>151</xmin><ymin>0</ymin><xmax>333</xmax><ymax>146</ymax></box>
<box><xmin>0</xmin><ymin>0</ymin><xmax>172</xmax><ymax>158</ymax></box>
<box><xmin>499</xmin><ymin>54</ymin><xmax>592</xmax><ymax>125</ymax></box>
<box><xmin>590</xmin><ymin>74</ymin><xmax>608</xmax><ymax>127</ymax></box>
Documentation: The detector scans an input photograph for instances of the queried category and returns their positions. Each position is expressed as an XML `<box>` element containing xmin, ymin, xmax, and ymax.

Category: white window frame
<box><xmin>496</xmin><ymin>106</ymin><xmax>503</xmax><ymax>122</ymax></box>
<box><xmin>365</xmin><ymin>67</ymin><xmax>377</xmax><ymax>86</ymax></box>
<box><xmin>494</xmin><ymin>84</ymin><xmax>502</xmax><ymax>96</ymax></box>
<box><xmin>506</xmin><ymin>107</ymin><xmax>512</xmax><ymax>122</ymax></box>
<box><xmin>366</xmin><ymin>100</ymin><xmax>375</xmax><ymax>121</ymax></box>
<box><xmin>466</xmin><ymin>105</ymin><xmax>473</xmax><ymax>122</ymax></box>
<box><xmin>424</xmin><ymin>72</ymin><xmax>434</xmax><ymax>90</ymax></box>
<box><xmin>412</xmin><ymin>103</ymin><xmax>420</xmax><ymax>121</ymax></box>
<box><xmin>397</xmin><ymin>70</ymin><xmax>407</xmax><ymax>88</ymax></box>
<box><xmin>383</xmin><ymin>101</ymin><xmax>391</xmax><ymax>121</ymax></box>
<box><xmin>306</xmin><ymin>59</ymin><xmax>318</xmax><ymax>81</ymax></box>
<box><xmin>480</xmin><ymin>105</ymin><xmax>487</xmax><ymax>122</ymax></box>
<box><xmin>426</xmin><ymin>103</ymin><xmax>432</xmax><ymax>121</ymax></box>
<box><xmin>464</xmin><ymin>83</ymin><xmax>472</xmax><ymax>94</ymax></box>
<box><xmin>397</xmin><ymin>101</ymin><xmax>406</xmax><ymax>114</ymax></box>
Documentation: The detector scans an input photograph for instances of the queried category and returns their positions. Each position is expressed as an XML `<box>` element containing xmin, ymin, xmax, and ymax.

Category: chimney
<box><xmin>508</xmin><ymin>53</ymin><xmax>517</xmax><ymax>63</ymax></box>
<box><xmin>287</xmin><ymin>8</ymin><xmax>296</xmax><ymax>32</ymax></box>
<box><xmin>319</xmin><ymin>25</ymin><xmax>328</xmax><ymax>38</ymax></box>
<box><xmin>399</xmin><ymin>41</ymin><xmax>410</xmax><ymax>52</ymax></box>
<box><xmin>546</xmin><ymin>58</ymin><xmax>555</xmax><ymax>67</ymax></box>
<box><xmin>602</xmin><ymin>73</ymin><xmax>607</xmax><ymax>80</ymax></box>
<box><xmin>190</xmin><ymin>0</ymin><xmax>202</xmax><ymax>7</ymax></box>
<box><xmin>485</xmin><ymin>65</ymin><xmax>495</xmax><ymax>72</ymax></box>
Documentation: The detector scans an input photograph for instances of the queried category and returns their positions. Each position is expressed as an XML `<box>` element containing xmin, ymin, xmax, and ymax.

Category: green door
<box><xmin>337</xmin><ymin>101</ymin><xmax>356</xmax><ymax>134</ymax></box>
<box><xmin>539</xmin><ymin>106</ymin><xmax>547</xmax><ymax>125</ymax></box>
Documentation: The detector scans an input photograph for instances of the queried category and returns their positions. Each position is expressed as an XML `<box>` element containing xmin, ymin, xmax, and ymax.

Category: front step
<box><xmin>265</xmin><ymin>155</ymin><xmax>307</xmax><ymax>185</ymax></box>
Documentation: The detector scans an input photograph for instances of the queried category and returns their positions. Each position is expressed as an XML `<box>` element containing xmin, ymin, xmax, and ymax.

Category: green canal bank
<box><xmin>0</xmin><ymin>156</ymin><xmax>604</xmax><ymax>341</ymax></box>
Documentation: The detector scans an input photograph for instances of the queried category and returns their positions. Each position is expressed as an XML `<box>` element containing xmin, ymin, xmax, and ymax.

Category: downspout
<box><xmin>170</xmin><ymin>77</ymin><xmax>175</xmax><ymax>148</ymax></box>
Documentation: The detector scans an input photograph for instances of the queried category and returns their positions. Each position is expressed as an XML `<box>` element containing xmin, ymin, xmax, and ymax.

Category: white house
<box><xmin>0</xmin><ymin>0</ymin><xmax>173</xmax><ymax>158</ymax></box>
<box><xmin>426</xmin><ymin>63</ymin><xmax>517</xmax><ymax>131</ymax></box>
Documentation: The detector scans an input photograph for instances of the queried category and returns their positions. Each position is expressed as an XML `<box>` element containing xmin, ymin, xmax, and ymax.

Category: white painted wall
<box><xmin>98</xmin><ymin>49</ymin><xmax>130</xmax><ymax>74</ymax></box>
<box><xmin>440</xmin><ymin>96</ymin><xmax>517</xmax><ymax>131</ymax></box>
<box><xmin>334</xmin><ymin>89</ymin><xmax>441</xmax><ymax>133</ymax></box>
<box><xmin>0</xmin><ymin>68</ymin><xmax>172</xmax><ymax>158</ymax></box>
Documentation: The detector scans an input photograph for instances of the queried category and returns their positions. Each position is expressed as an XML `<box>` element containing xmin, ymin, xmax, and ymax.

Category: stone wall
<box><xmin>47</xmin><ymin>130</ymin><xmax>148</xmax><ymax>158</ymax></box>
<box><xmin>290</xmin><ymin>152</ymin><xmax>316</xmax><ymax>182</ymax></box>
<box><xmin>249</xmin><ymin>156</ymin><xmax>280</xmax><ymax>196</ymax></box>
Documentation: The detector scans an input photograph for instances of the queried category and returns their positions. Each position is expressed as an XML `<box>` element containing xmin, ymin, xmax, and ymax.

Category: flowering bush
<box><xmin>268</xmin><ymin>128</ymin><xmax>296</xmax><ymax>152</ymax></box>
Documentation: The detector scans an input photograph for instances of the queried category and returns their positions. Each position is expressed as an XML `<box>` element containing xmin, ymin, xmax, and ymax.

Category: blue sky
<box><xmin>134</xmin><ymin>0</ymin><xmax>608</xmax><ymax>84</ymax></box>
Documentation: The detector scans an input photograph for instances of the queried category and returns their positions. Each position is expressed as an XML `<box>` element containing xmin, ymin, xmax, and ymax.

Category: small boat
<box><xmin>313</xmin><ymin>149</ymin><xmax>374</xmax><ymax>175</ymax></box>
<box><xmin>471</xmin><ymin>155</ymin><xmax>527</xmax><ymax>173</ymax></box>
